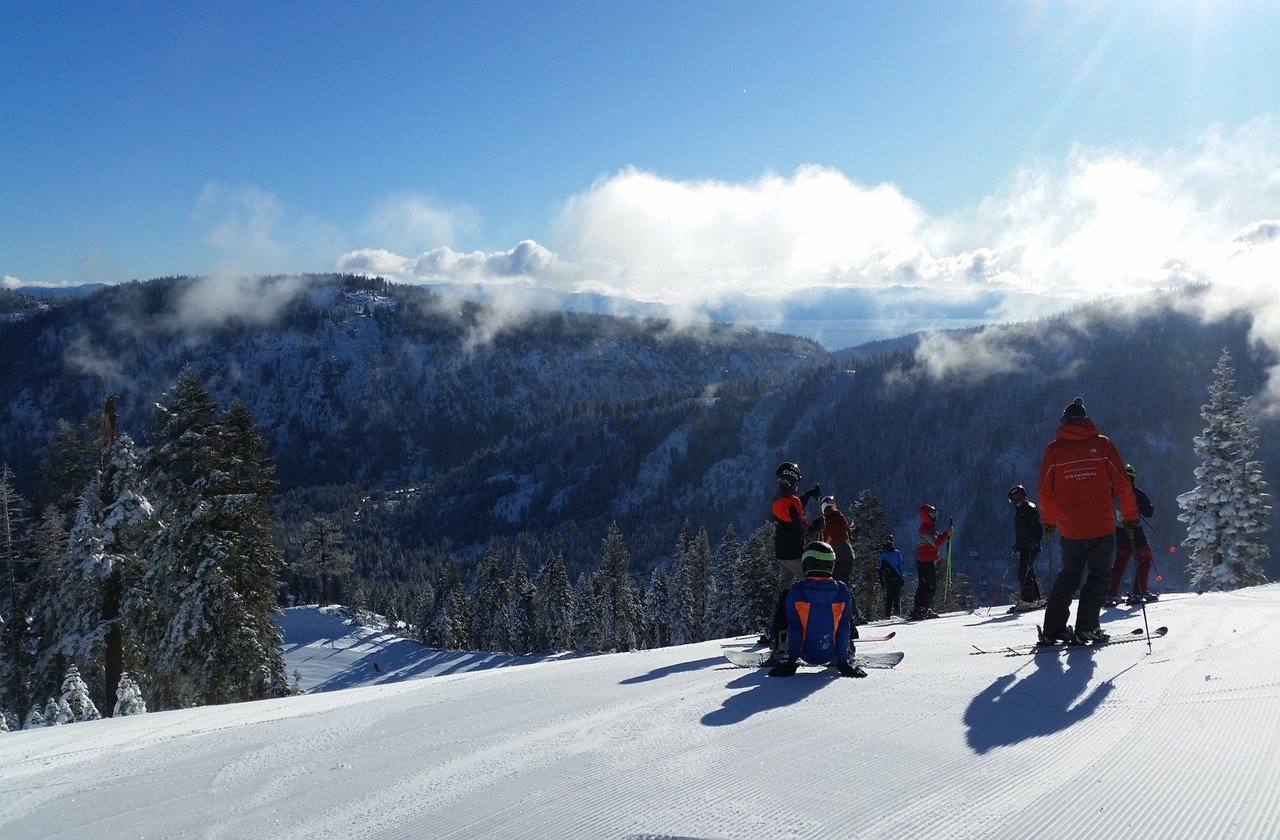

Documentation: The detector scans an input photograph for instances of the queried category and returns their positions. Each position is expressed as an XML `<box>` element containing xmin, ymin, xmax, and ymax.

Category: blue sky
<box><xmin>3</xmin><ymin>1</ymin><xmax>1280</xmax><ymax>349</ymax></box>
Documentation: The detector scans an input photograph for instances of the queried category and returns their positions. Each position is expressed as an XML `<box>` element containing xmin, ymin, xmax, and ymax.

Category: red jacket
<box><xmin>916</xmin><ymin>509</ymin><xmax>952</xmax><ymax>564</ymax></box>
<box><xmin>1038</xmin><ymin>418</ymin><xmax>1138</xmax><ymax>540</ymax></box>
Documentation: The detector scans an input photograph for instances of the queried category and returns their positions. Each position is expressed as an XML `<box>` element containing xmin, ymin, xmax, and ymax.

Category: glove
<box><xmin>1042</xmin><ymin>523</ymin><xmax>1055</xmax><ymax>536</ymax></box>
<box><xmin>836</xmin><ymin>661</ymin><xmax>867</xmax><ymax>678</ymax></box>
<box><xmin>768</xmin><ymin>660</ymin><xmax>798</xmax><ymax>677</ymax></box>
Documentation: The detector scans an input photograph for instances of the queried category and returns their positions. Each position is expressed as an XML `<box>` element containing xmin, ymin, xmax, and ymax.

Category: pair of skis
<box><xmin>969</xmin><ymin>625</ymin><xmax>1168</xmax><ymax>656</ymax></box>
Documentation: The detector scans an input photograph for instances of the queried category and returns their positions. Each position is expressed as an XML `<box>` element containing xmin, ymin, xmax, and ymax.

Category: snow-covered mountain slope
<box><xmin>4</xmin><ymin>587</ymin><xmax>1280</xmax><ymax>839</ymax></box>
<box><xmin>280</xmin><ymin>605</ymin><xmax>574</xmax><ymax>692</ymax></box>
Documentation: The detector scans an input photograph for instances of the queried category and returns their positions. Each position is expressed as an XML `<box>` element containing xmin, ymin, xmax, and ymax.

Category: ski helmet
<box><xmin>1007</xmin><ymin>485</ymin><xmax>1026</xmax><ymax>500</ymax></box>
<box><xmin>919</xmin><ymin>503</ymin><xmax>938</xmax><ymax>521</ymax></box>
<box><xmin>820</xmin><ymin>495</ymin><xmax>837</xmax><ymax>512</ymax></box>
<box><xmin>776</xmin><ymin>462</ymin><xmax>801</xmax><ymax>484</ymax></box>
<box><xmin>801</xmin><ymin>540</ymin><xmax>837</xmax><ymax>577</ymax></box>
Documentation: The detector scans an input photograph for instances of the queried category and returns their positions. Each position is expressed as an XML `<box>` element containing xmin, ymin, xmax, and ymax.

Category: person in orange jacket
<box><xmin>1037</xmin><ymin>397</ymin><xmax>1139</xmax><ymax>645</ymax></box>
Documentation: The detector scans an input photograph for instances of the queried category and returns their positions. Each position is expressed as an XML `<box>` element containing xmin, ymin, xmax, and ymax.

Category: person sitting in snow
<box><xmin>769</xmin><ymin>541</ymin><xmax>866</xmax><ymax>678</ymax></box>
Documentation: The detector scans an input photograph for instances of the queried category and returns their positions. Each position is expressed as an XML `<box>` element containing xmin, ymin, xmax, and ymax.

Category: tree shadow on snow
<box><xmin>700</xmin><ymin>667</ymin><xmax>828</xmax><ymax>727</ymax></box>
<box><xmin>619</xmin><ymin>656</ymin><xmax>727</xmax><ymax>685</ymax></box>
<box><xmin>964</xmin><ymin>649</ymin><xmax>1115</xmax><ymax>754</ymax></box>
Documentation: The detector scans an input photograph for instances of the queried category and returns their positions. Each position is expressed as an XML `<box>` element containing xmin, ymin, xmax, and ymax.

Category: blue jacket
<box><xmin>785</xmin><ymin>575</ymin><xmax>854</xmax><ymax>665</ymax></box>
<box><xmin>878</xmin><ymin>549</ymin><xmax>906</xmax><ymax>581</ymax></box>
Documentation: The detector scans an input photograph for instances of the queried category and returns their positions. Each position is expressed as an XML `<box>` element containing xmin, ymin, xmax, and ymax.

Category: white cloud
<box><xmin>359</xmin><ymin>192</ymin><xmax>477</xmax><ymax>255</ymax></box>
<box><xmin>165</xmin><ymin>274</ymin><xmax>311</xmax><ymax>332</ymax></box>
<box><xmin>2</xmin><ymin>275</ymin><xmax>21</xmax><ymax>290</ymax></box>
<box><xmin>195</xmin><ymin>182</ymin><xmax>344</xmax><ymax>275</ymax></box>
<box><xmin>327</xmin><ymin>119</ymin><xmax>1280</xmax><ymax>391</ymax></box>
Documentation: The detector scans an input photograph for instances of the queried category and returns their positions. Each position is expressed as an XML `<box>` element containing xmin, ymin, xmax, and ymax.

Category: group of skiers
<box><xmin>764</xmin><ymin>396</ymin><xmax>1161</xmax><ymax>674</ymax></box>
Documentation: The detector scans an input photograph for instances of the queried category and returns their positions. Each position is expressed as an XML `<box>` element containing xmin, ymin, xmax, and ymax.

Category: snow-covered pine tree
<box><xmin>850</xmin><ymin>490</ymin><xmax>889</xmax><ymax>621</ymax></box>
<box><xmin>59</xmin><ymin>663</ymin><xmax>101</xmax><ymax>723</ymax></box>
<box><xmin>113</xmin><ymin>671</ymin><xmax>146</xmax><ymax>716</ymax></box>
<box><xmin>507</xmin><ymin>549</ymin><xmax>537</xmax><ymax>655</ymax></box>
<box><xmin>470</xmin><ymin>542</ymin><xmax>510</xmax><ymax>652</ymax></box>
<box><xmin>198</xmin><ymin>398</ymin><xmax>289</xmax><ymax>702</ymax></box>
<box><xmin>140</xmin><ymin>370</ymin><xmax>287</xmax><ymax>707</ymax></box>
<box><xmin>0</xmin><ymin>464</ymin><xmax>32</xmax><ymax>722</ymax></box>
<box><xmin>571</xmin><ymin>571</ymin><xmax>601</xmax><ymax>652</ymax></box>
<box><xmin>534</xmin><ymin>552</ymin><xmax>573</xmax><ymax>652</ymax></box>
<box><xmin>742</xmin><ymin>522</ymin><xmax>780</xmax><ymax>636</ymax></box>
<box><xmin>24</xmin><ymin>509</ymin><xmax>68</xmax><ymax>714</ymax></box>
<box><xmin>598</xmin><ymin>522</ymin><xmax>636</xmax><ymax>652</ymax></box>
<box><xmin>708</xmin><ymin>524</ymin><xmax>741</xmax><ymax>638</ymax></box>
<box><xmin>42</xmin><ymin>431</ymin><xmax>154</xmax><ymax>715</ymax></box>
<box><xmin>428</xmin><ymin>562</ymin><xmax>469</xmax><ymax>650</ymax></box>
<box><xmin>1177</xmin><ymin>350</ymin><xmax>1272</xmax><ymax>591</ymax></box>
<box><xmin>668</xmin><ymin>521</ymin><xmax>697</xmax><ymax>645</ymax></box>
<box><xmin>644</xmin><ymin>567</ymin><xmax>672</xmax><ymax>648</ymax></box>
<box><xmin>294</xmin><ymin>518</ymin><xmax>353</xmax><ymax>606</ymax></box>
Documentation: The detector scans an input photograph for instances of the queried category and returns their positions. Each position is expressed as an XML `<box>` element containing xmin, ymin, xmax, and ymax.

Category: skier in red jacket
<box><xmin>909</xmin><ymin>503</ymin><xmax>952</xmax><ymax>620</ymax></box>
<box><xmin>1037</xmin><ymin>397</ymin><xmax>1139</xmax><ymax>645</ymax></box>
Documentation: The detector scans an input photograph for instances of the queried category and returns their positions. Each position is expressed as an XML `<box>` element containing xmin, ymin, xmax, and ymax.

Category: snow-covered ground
<box><xmin>4</xmin><ymin>588</ymin><xmax>1280</xmax><ymax>839</ymax></box>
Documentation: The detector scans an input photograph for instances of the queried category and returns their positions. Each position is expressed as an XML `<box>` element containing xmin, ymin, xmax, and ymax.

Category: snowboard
<box><xmin>724</xmin><ymin>648</ymin><xmax>904</xmax><ymax>669</ymax></box>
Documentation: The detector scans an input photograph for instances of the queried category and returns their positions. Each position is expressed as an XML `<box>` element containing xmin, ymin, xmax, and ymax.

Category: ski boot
<box><xmin>1074</xmin><ymin>627</ymin><xmax>1111</xmax><ymax>645</ymax></box>
<box><xmin>1037</xmin><ymin>624</ymin><xmax>1076</xmax><ymax>646</ymax></box>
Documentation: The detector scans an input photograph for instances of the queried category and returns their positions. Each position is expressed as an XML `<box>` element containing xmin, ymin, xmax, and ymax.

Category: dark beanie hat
<box><xmin>1061</xmin><ymin>397</ymin><xmax>1087</xmax><ymax>422</ymax></box>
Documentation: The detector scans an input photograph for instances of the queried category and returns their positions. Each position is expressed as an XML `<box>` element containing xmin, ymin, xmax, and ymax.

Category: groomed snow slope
<box><xmin>3</xmin><ymin>587</ymin><xmax>1280</xmax><ymax>840</ymax></box>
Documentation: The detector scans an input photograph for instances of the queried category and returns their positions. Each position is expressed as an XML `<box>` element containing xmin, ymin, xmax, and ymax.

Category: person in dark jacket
<box><xmin>1108</xmin><ymin>464</ymin><xmax>1157</xmax><ymax>605</ymax></box>
<box><xmin>1038</xmin><ymin>397</ymin><xmax>1138</xmax><ymax>645</ymax></box>
<box><xmin>768</xmin><ymin>462</ymin><xmax>822</xmax><ymax>650</ymax></box>
<box><xmin>1007</xmin><ymin>485</ymin><xmax>1043</xmax><ymax>609</ymax></box>
<box><xmin>877</xmin><ymin>535</ymin><xmax>906</xmax><ymax>617</ymax></box>
<box><xmin>768</xmin><ymin>541</ymin><xmax>865</xmax><ymax>678</ymax></box>
<box><xmin>909</xmin><ymin>503</ymin><xmax>952</xmax><ymax>620</ymax></box>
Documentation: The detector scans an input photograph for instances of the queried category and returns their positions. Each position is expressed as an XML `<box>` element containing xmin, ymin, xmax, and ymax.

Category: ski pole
<box><xmin>1140</xmin><ymin>515</ymin><xmax>1175</xmax><ymax>584</ymax></box>
<box><xmin>986</xmin><ymin>552</ymin><xmax>1013</xmax><ymax>616</ymax></box>
<box><xmin>1127</xmin><ymin>525</ymin><xmax>1153</xmax><ymax>650</ymax></box>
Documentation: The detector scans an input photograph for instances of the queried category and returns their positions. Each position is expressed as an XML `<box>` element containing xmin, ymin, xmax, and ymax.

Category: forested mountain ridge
<box><xmin>1</xmin><ymin>276</ymin><xmax>1275</xmax><ymax>602</ymax></box>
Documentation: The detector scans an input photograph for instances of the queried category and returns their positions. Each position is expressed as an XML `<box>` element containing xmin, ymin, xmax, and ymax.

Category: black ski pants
<box><xmin>1016</xmin><ymin>547</ymin><xmax>1041</xmax><ymax>602</ymax></box>
<box><xmin>913</xmin><ymin>561</ymin><xmax>936</xmax><ymax>614</ymax></box>
<box><xmin>1044</xmin><ymin>534</ymin><xmax>1114</xmax><ymax>635</ymax></box>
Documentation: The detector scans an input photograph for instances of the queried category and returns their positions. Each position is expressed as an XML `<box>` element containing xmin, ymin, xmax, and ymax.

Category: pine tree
<box><xmin>708</xmin><ymin>525</ymin><xmax>741</xmax><ymax>638</ymax></box>
<box><xmin>0</xmin><ymin>464</ymin><xmax>31</xmax><ymax>722</ymax></box>
<box><xmin>1178</xmin><ymin>350</ymin><xmax>1272</xmax><ymax>591</ymax></box>
<box><xmin>140</xmin><ymin>370</ymin><xmax>287</xmax><ymax>707</ymax></box>
<box><xmin>598</xmin><ymin>523</ymin><xmax>636</xmax><ymax>652</ymax></box>
<box><xmin>42</xmin><ymin>432</ymin><xmax>154</xmax><ymax>715</ymax></box>
<box><xmin>644</xmin><ymin>568</ymin><xmax>673</xmax><ymax>648</ymax></box>
<box><xmin>742</xmin><ymin>523</ymin><xmax>780</xmax><ymax>636</ymax></box>
<box><xmin>113</xmin><ymin>671</ymin><xmax>147</xmax><ymax>716</ymax></box>
<box><xmin>535</xmin><ymin>552</ymin><xmax>574</xmax><ymax>652</ymax></box>
<box><xmin>668</xmin><ymin>522</ymin><xmax>697</xmax><ymax>645</ymax></box>
<box><xmin>428</xmin><ymin>562</ymin><xmax>469</xmax><ymax>650</ymax></box>
<box><xmin>25</xmin><ymin>508</ymin><xmax>68</xmax><ymax>712</ymax></box>
<box><xmin>58</xmin><ymin>663</ymin><xmax>101</xmax><ymax>723</ymax></box>
<box><xmin>571</xmin><ymin>572</ymin><xmax>601</xmax><ymax>652</ymax></box>
<box><xmin>470</xmin><ymin>542</ymin><xmax>510</xmax><ymax>652</ymax></box>
<box><xmin>295</xmin><ymin>518</ymin><xmax>353</xmax><ymax>606</ymax></box>
<box><xmin>507</xmin><ymin>549</ymin><xmax>537</xmax><ymax>654</ymax></box>
<box><xmin>850</xmin><ymin>490</ymin><xmax>890</xmax><ymax>621</ymax></box>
